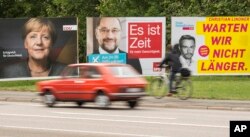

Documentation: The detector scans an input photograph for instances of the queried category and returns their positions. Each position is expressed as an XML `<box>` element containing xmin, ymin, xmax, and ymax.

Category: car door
<box><xmin>54</xmin><ymin>66</ymin><xmax>83</xmax><ymax>100</ymax></box>
<box><xmin>76</xmin><ymin>66</ymin><xmax>103</xmax><ymax>100</ymax></box>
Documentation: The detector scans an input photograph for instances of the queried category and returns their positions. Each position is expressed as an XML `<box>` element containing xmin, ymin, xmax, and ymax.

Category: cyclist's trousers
<box><xmin>169</xmin><ymin>70</ymin><xmax>179</xmax><ymax>92</ymax></box>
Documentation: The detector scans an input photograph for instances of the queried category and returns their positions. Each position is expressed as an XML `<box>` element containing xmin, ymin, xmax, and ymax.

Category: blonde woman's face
<box><xmin>24</xmin><ymin>27</ymin><xmax>52</xmax><ymax>60</ymax></box>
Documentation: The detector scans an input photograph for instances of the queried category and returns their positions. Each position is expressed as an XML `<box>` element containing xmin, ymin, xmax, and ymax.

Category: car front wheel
<box><xmin>43</xmin><ymin>92</ymin><xmax>56</xmax><ymax>107</ymax></box>
<box><xmin>127</xmin><ymin>100</ymin><xmax>138</xmax><ymax>109</ymax></box>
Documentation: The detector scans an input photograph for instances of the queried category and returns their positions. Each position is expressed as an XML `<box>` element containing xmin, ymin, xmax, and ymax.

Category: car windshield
<box><xmin>107</xmin><ymin>66</ymin><xmax>140</xmax><ymax>77</ymax></box>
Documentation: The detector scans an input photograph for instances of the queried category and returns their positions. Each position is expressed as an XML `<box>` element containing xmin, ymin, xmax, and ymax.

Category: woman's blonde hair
<box><xmin>22</xmin><ymin>18</ymin><xmax>57</xmax><ymax>44</ymax></box>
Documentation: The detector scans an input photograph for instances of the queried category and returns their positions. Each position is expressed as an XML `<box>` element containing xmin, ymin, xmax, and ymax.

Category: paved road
<box><xmin>1</xmin><ymin>91</ymin><xmax>250</xmax><ymax>111</ymax></box>
<box><xmin>1</xmin><ymin>101</ymin><xmax>250</xmax><ymax>137</ymax></box>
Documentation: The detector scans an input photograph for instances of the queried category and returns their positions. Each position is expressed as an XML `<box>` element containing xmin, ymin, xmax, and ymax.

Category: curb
<box><xmin>0</xmin><ymin>96</ymin><xmax>42</xmax><ymax>103</ymax></box>
<box><xmin>139</xmin><ymin>102</ymin><xmax>250</xmax><ymax>111</ymax></box>
<box><xmin>1</xmin><ymin>92</ymin><xmax>250</xmax><ymax>111</ymax></box>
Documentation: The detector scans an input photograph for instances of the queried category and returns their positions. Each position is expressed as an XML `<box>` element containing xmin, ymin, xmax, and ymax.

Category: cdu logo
<box><xmin>230</xmin><ymin>121</ymin><xmax>250</xmax><ymax>137</ymax></box>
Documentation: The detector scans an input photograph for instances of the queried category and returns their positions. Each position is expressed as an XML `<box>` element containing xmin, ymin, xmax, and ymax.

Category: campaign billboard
<box><xmin>86</xmin><ymin>17</ymin><xmax>166</xmax><ymax>76</ymax></box>
<box><xmin>171</xmin><ymin>16</ymin><xmax>250</xmax><ymax>75</ymax></box>
<box><xmin>0</xmin><ymin>17</ymin><xmax>78</xmax><ymax>80</ymax></box>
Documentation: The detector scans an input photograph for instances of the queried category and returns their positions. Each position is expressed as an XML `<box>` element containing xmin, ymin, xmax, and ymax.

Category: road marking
<box><xmin>0</xmin><ymin>113</ymin><xmax>228</xmax><ymax>128</ymax></box>
<box><xmin>0</xmin><ymin>102</ymin><xmax>43</xmax><ymax>107</ymax></box>
<box><xmin>0</xmin><ymin>125</ymin><xmax>167</xmax><ymax>137</ymax></box>
<box><xmin>53</xmin><ymin>111</ymin><xmax>176</xmax><ymax>120</ymax></box>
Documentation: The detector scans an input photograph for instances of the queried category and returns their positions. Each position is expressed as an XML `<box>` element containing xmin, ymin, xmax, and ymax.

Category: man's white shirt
<box><xmin>180</xmin><ymin>55</ymin><xmax>196</xmax><ymax>74</ymax></box>
<box><xmin>98</xmin><ymin>47</ymin><xmax>119</xmax><ymax>54</ymax></box>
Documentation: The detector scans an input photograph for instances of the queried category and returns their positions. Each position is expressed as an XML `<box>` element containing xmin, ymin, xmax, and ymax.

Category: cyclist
<box><xmin>159</xmin><ymin>45</ymin><xmax>182</xmax><ymax>96</ymax></box>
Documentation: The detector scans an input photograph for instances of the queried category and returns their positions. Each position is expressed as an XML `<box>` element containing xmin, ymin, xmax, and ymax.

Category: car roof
<box><xmin>68</xmin><ymin>63</ymin><xmax>128</xmax><ymax>67</ymax></box>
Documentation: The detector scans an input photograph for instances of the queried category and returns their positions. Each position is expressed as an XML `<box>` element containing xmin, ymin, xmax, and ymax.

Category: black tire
<box><xmin>43</xmin><ymin>92</ymin><xmax>56</xmax><ymax>107</ymax></box>
<box><xmin>127</xmin><ymin>100</ymin><xmax>138</xmax><ymax>109</ymax></box>
<box><xmin>177</xmin><ymin>78</ymin><xmax>193</xmax><ymax>100</ymax></box>
<box><xmin>76</xmin><ymin>101</ymin><xmax>84</xmax><ymax>107</ymax></box>
<box><xmin>94</xmin><ymin>93</ymin><xmax>110</xmax><ymax>108</ymax></box>
<box><xmin>150</xmin><ymin>77</ymin><xmax>168</xmax><ymax>99</ymax></box>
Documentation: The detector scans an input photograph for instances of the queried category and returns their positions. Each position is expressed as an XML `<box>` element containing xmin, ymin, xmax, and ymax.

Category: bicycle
<box><xmin>149</xmin><ymin>66</ymin><xmax>193</xmax><ymax>100</ymax></box>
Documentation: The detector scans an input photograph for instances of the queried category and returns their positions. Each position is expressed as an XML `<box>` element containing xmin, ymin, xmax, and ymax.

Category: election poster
<box><xmin>86</xmin><ymin>17</ymin><xmax>166</xmax><ymax>76</ymax></box>
<box><xmin>172</xmin><ymin>16</ymin><xmax>250</xmax><ymax>75</ymax></box>
<box><xmin>0</xmin><ymin>17</ymin><xmax>78</xmax><ymax>80</ymax></box>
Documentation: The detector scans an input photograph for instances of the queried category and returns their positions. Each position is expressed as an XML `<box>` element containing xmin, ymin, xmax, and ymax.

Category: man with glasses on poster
<box><xmin>92</xmin><ymin>17</ymin><xmax>142</xmax><ymax>74</ymax></box>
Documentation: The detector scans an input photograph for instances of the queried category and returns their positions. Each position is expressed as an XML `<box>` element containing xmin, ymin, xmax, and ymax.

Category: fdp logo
<box><xmin>230</xmin><ymin>121</ymin><xmax>250</xmax><ymax>137</ymax></box>
<box><xmin>63</xmin><ymin>25</ymin><xmax>77</xmax><ymax>31</ymax></box>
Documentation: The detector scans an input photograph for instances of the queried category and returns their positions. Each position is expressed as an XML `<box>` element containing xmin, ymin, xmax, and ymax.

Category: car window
<box><xmin>79</xmin><ymin>66</ymin><xmax>101</xmax><ymax>79</ymax></box>
<box><xmin>89</xmin><ymin>67</ymin><xmax>102</xmax><ymax>78</ymax></box>
<box><xmin>62</xmin><ymin>66</ymin><xmax>79</xmax><ymax>78</ymax></box>
<box><xmin>107</xmin><ymin>66</ymin><xmax>139</xmax><ymax>77</ymax></box>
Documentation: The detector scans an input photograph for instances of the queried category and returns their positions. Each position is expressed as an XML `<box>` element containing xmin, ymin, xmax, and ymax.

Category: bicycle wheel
<box><xmin>150</xmin><ymin>77</ymin><xmax>168</xmax><ymax>99</ymax></box>
<box><xmin>176</xmin><ymin>78</ymin><xmax>193</xmax><ymax>100</ymax></box>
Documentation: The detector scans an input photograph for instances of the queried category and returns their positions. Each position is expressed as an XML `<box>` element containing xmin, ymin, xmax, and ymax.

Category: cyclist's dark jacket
<box><xmin>159</xmin><ymin>52</ymin><xmax>182</xmax><ymax>71</ymax></box>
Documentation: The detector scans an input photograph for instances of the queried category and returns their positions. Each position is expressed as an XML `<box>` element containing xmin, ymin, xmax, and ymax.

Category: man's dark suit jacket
<box><xmin>93</xmin><ymin>49</ymin><xmax>142</xmax><ymax>74</ymax></box>
<box><xmin>0</xmin><ymin>60</ymin><xmax>66</xmax><ymax>78</ymax></box>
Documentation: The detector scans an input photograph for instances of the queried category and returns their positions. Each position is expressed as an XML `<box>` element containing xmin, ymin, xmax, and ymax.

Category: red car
<box><xmin>37</xmin><ymin>63</ymin><xmax>147</xmax><ymax>108</ymax></box>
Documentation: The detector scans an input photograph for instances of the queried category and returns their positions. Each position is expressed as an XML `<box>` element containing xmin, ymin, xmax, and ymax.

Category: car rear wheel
<box><xmin>95</xmin><ymin>93</ymin><xmax>110</xmax><ymax>108</ymax></box>
<box><xmin>127</xmin><ymin>100</ymin><xmax>138</xmax><ymax>109</ymax></box>
<box><xmin>43</xmin><ymin>92</ymin><xmax>56</xmax><ymax>107</ymax></box>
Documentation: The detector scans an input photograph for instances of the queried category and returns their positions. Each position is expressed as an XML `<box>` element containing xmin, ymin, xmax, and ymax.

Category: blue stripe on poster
<box><xmin>88</xmin><ymin>53</ymin><xmax>126</xmax><ymax>64</ymax></box>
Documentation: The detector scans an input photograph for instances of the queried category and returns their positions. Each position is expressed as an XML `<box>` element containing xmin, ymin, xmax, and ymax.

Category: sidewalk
<box><xmin>1</xmin><ymin>91</ymin><xmax>250</xmax><ymax>111</ymax></box>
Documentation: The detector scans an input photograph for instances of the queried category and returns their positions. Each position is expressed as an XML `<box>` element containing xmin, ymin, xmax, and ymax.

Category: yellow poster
<box><xmin>172</xmin><ymin>17</ymin><xmax>250</xmax><ymax>75</ymax></box>
<box><xmin>197</xmin><ymin>17</ymin><xmax>249</xmax><ymax>75</ymax></box>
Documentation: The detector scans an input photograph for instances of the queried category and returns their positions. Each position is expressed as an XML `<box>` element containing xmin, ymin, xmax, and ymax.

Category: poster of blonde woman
<box><xmin>0</xmin><ymin>17</ymin><xmax>78</xmax><ymax>80</ymax></box>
